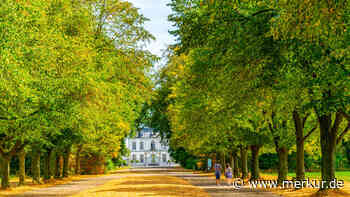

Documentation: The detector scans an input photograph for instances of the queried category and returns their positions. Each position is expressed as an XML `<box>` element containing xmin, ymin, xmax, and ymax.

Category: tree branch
<box><xmin>0</xmin><ymin>109</ymin><xmax>42</xmax><ymax>121</ymax></box>
<box><xmin>268</xmin><ymin>112</ymin><xmax>280</xmax><ymax>149</ymax></box>
<box><xmin>0</xmin><ymin>135</ymin><xmax>14</xmax><ymax>145</ymax></box>
<box><xmin>0</xmin><ymin>116</ymin><xmax>12</xmax><ymax>120</ymax></box>
<box><xmin>268</xmin><ymin>121</ymin><xmax>275</xmax><ymax>134</ymax></box>
<box><xmin>331</xmin><ymin>112</ymin><xmax>343</xmax><ymax>135</ymax></box>
<box><xmin>12</xmin><ymin>141</ymin><xmax>28</xmax><ymax>156</ymax></box>
<box><xmin>302</xmin><ymin>113</ymin><xmax>310</xmax><ymax>129</ymax></box>
<box><xmin>341</xmin><ymin>111</ymin><xmax>350</xmax><ymax>121</ymax></box>
<box><xmin>9</xmin><ymin>140</ymin><xmax>22</xmax><ymax>156</ymax></box>
<box><xmin>0</xmin><ymin>145</ymin><xmax>5</xmax><ymax>156</ymax></box>
<box><xmin>251</xmin><ymin>9</ymin><xmax>276</xmax><ymax>17</ymax></box>
<box><xmin>337</xmin><ymin>122</ymin><xmax>350</xmax><ymax>145</ymax></box>
<box><xmin>303</xmin><ymin>126</ymin><xmax>317</xmax><ymax>141</ymax></box>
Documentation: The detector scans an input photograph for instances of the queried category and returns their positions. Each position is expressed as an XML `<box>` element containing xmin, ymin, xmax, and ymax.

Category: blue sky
<box><xmin>127</xmin><ymin>0</ymin><xmax>175</xmax><ymax>58</ymax></box>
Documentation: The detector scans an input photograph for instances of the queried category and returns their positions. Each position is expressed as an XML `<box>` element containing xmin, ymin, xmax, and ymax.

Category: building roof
<box><xmin>141</xmin><ymin>127</ymin><xmax>153</xmax><ymax>133</ymax></box>
<box><xmin>137</xmin><ymin>127</ymin><xmax>158</xmax><ymax>138</ymax></box>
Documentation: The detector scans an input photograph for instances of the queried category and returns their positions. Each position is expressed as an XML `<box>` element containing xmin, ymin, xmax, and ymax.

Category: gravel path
<box><xmin>8</xmin><ymin>170</ymin><xmax>134</xmax><ymax>197</ymax></box>
<box><xmin>8</xmin><ymin>168</ymin><xmax>282</xmax><ymax>197</ymax></box>
<box><xmin>166</xmin><ymin>170</ymin><xmax>282</xmax><ymax>197</ymax></box>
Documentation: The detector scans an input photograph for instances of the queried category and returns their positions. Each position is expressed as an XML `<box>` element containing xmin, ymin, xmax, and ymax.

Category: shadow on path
<box><xmin>167</xmin><ymin>170</ymin><xmax>282</xmax><ymax>197</ymax></box>
<box><xmin>7</xmin><ymin>168</ymin><xmax>282</xmax><ymax>197</ymax></box>
<box><xmin>7</xmin><ymin>174</ymin><xmax>131</xmax><ymax>197</ymax></box>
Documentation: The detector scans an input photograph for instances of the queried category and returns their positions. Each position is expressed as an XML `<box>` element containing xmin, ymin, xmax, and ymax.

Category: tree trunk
<box><xmin>18</xmin><ymin>150</ymin><xmax>26</xmax><ymax>186</ymax></box>
<box><xmin>296</xmin><ymin>138</ymin><xmax>305</xmax><ymax>179</ymax></box>
<box><xmin>1</xmin><ymin>156</ymin><xmax>11</xmax><ymax>189</ymax></box>
<box><xmin>0</xmin><ymin>156</ymin><xmax>2</xmax><ymax>179</ymax></box>
<box><xmin>250</xmin><ymin>145</ymin><xmax>260</xmax><ymax>180</ymax></box>
<box><xmin>49</xmin><ymin>151</ymin><xmax>54</xmax><ymax>178</ymax></box>
<box><xmin>240</xmin><ymin>146</ymin><xmax>248</xmax><ymax>179</ymax></box>
<box><xmin>223</xmin><ymin>152</ymin><xmax>226</xmax><ymax>173</ymax></box>
<box><xmin>233</xmin><ymin>153</ymin><xmax>239</xmax><ymax>178</ymax></box>
<box><xmin>277</xmin><ymin>147</ymin><xmax>288</xmax><ymax>183</ymax></box>
<box><xmin>318</xmin><ymin>113</ymin><xmax>337</xmax><ymax>189</ymax></box>
<box><xmin>54</xmin><ymin>154</ymin><xmax>61</xmax><ymax>178</ymax></box>
<box><xmin>63</xmin><ymin>146</ymin><xmax>71</xmax><ymax>178</ymax></box>
<box><xmin>293</xmin><ymin>110</ymin><xmax>306</xmax><ymax>180</ymax></box>
<box><xmin>75</xmin><ymin>145</ymin><xmax>82</xmax><ymax>175</ymax></box>
<box><xmin>31</xmin><ymin>152</ymin><xmax>41</xmax><ymax>184</ymax></box>
<box><xmin>43</xmin><ymin>150</ymin><xmax>52</xmax><ymax>181</ymax></box>
<box><xmin>230</xmin><ymin>154</ymin><xmax>234</xmax><ymax>171</ymax></box>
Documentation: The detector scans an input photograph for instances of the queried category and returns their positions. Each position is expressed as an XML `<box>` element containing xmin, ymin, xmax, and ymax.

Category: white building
<box><xmin>124</xmin><ymin>128</ymin><xmax>176</xmax><ymax>167</ymax></box>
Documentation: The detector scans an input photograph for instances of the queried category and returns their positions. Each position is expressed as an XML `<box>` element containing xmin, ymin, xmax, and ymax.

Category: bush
<box><xmin>259</xmin><ymin>153</ymin><xmax>278</xmax><ymax>170</ymax></box>
<box><xmin>112</xmin><ymin>157</ymin><xmax>127</xmax><ymax>167</ymax></box>
<box><xmin>105</xmin><ymin>159</ymin><xmax>115</xmax><ymax>171</ymax></box>
<box><xmin>184</xmin><ymin>158</ymin><xmax>198</xmax><ymax>170</ymax></box>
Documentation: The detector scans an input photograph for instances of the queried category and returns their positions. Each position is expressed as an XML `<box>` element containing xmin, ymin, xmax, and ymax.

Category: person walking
<box><xmin>225</xmin><ymin>164</ymin><xmax>233</xmax><ymax>186</ymax></box>
<box><xmin>214</xmin><ymin>162</ymin><xmax>222</xmax><ymax>186</ymax></box>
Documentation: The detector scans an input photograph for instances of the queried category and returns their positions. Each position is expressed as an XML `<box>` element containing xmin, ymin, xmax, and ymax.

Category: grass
<box><xmin>261</xmin><ymin>171</ymin><xmax>350</xmax><ymax>182</ymax></box>
<box><xmin>195</xmin><ymin>170</ymin><xmax>350</xmax><ymax>197</ymax></box>
<box><xmin>72</xmin><ymin>173</ymin><xmax>210</xmax><ymax>197</ymax></box>
<box><xmin>259</xmin><ymin>171</ymin><xmax>350</xmax><ymax>197</ymax></box>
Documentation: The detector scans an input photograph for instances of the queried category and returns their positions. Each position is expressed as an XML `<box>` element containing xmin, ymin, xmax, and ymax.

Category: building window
<box><xmin>132</xmin><ymin>142</ymin><xmax>136</xmax><ymax>150</ymax></box>
<box><xmin>161</xmin><ymin>144</ymin><xmax>166</xmax><ymax>150</ymax></box>
<box><xmin>140</xmin><ymin>154</ymin><xmax>144</xmax><ymax>163</ymax></box>
<box><xmin>151</xmin><ymin>141</ymin><xmax>156</xmax><ymax>151</ymax></box>
<box><xmin>132</xmin><ymin>154</ymin><xmax>136</xmax><ymax>161</ymax></box>
<box><xmin>162</xmin><ymin>154</ymin><xmax>167</xmax><ymax>162</ymax></box>
<box><xmin>140</xmin><ymin>141</ymin><xmax>144</xmax><ymax>150</ymax></box>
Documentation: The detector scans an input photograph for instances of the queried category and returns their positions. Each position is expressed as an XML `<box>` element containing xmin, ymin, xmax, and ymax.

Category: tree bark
<box><xmin>49</xmin><ymin>151</ymin><xmax>54</xmax><ymax>178</ymax></box>
<box><xmin>296</xmin><ymin>137</ymin><xmax>305</xmax><ymax>179</ymax></box>
<box><xmin>293</xmin><ymin>110</ymin><xmax>306</xmax><ymax>180</ymax></box>
<box><xmin>233</xmin><ymin>153</ymin><xmax>239</xmax><ymax>178</ymax></box>
<box><xmin>250</xmin><ymin>145</ymin><xmax>260</xmax><ymax>180</ymax></box>
<box><xmin>240</xmin><ymin>146</ymin><xmax>248</xmax><ymax>179</ymax></box>
<box><xmin>277</xmin><ymin>147</ymin><xmax>288</xmax><ymax>183</ymax></box>
<box><xmin>1</xmin><ymin>155</ymin><xmax>11</xmax><ymax>189</ymax></box>
<box><xmin>31</xmin><ymin>152</ymin><xmax>41</xmax><ymax>184</ymax></box>
<box><xmin>75</xmin><ymin>145</ymin><xmax>82</xmax><ymax>175</ymax></box>
<box><xmin>0</xmin><ymin>156</ymin><xmax>2</xmax><ymax>178</ymax></box>
<box><xmin>0</xmin><ymin>156</ymin><xmax>2</xmax><ymax>181</ymax></box>
<box><xmin>222</xmin><ymin>152</ymin><xmax>226</xmax><ymax>173</ymax></box>
<box><xmin>18</xmin><ymin>150</ymin><xmax>26</xmax><ymax>186</ymax></box>
<box><xmin>318</xmin><ymin>113</ymin><xmax>337</xmax><ymax>189</ymax></box>
<box><xmin>43</xmin><ymin>150</ymin><xmax>52</xmax><ymax>181</ymax></box>
<box><xmin>54</xmin><ymin>154</ymin><xmax>61</xmax><ymax>178</ymax></box>
<box><xmin>63</xmin><ymin>146</ymin><xmax>71</xmax><ymax>178</ymax></box>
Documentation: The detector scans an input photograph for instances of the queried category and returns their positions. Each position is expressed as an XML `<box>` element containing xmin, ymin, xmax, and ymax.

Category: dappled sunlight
<box><xmin>72</xmin><ymin>174</ymin><xmax>210</xmax><ymax>197</ymax></box>
<box><xmin>0</xmin><ymin>175</ymin><xmax>98</xmax><ymax>196</ymax></box>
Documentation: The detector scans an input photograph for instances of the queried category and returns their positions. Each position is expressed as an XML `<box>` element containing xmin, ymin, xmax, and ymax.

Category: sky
<box><xmin>127</xmin><ymin>0</ymin><xmax>175</xmax><ymax>58</ymax></box>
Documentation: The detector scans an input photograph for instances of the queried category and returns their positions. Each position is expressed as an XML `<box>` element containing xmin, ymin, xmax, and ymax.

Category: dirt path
<box><xmin>7</xmin><ymin>168</ymin><xmax>282</xmax><ymax>197</ymax></box>
<box><xmin>6</xmin><ymin>170</ymin><xmax>134</xmax><ymax>197</ymax></box>
<box><xmin>166</xmin><ymin>169</ymin><xmax>282</xmax><ymax>197</ymax></box>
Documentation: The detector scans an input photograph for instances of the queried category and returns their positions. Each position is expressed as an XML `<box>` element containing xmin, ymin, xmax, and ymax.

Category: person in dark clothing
<box><xmin>214</xmin><ymin>162</ymin><xmax>222</xmax><ymax>185</ymax></box>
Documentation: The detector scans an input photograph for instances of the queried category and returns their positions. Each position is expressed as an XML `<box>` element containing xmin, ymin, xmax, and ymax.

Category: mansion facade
<box><xmin>124</xmin><ymin>128</ymin><xmax>177</xmax><ymax>167</ymax></box>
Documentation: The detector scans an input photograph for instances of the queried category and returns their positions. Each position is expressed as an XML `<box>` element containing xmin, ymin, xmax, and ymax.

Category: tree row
<box><xmin>0</xmin><ymin>0</ymin><xmax>155</xmax><ymax>189</ymax></box>
<box><xmin>146</xmin><ymin>0</ymin><xmax>349</xmax><ymax>189</ymax></box>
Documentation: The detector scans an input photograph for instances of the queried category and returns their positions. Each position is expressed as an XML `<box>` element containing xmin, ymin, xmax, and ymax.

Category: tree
<box><xmin>270</xmin><ymin>0</ymin><xmax>350</xmax><ymax>188</ymax></box>
<box><xmin>0</xmin><ymin>0</ymin><xmax>156</xmax><ymax>188</ymax></box>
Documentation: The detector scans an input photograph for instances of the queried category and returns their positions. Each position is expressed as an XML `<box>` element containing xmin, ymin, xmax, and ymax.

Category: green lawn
<box><xmin>261</xmin><ymin>171</ymin><xmax>350</xmax><ymax>182</ymax></box>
